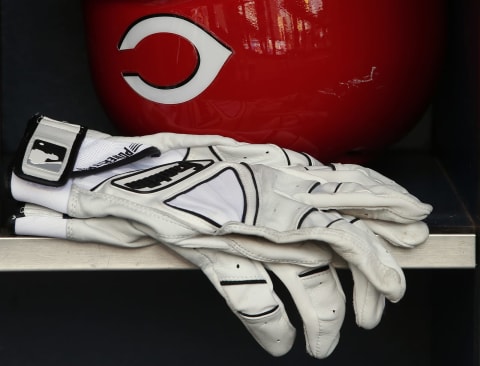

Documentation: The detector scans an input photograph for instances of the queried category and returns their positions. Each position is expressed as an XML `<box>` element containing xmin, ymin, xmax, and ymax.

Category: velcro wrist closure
<box><xmin>13</xmin><ymin>114</ymin><xmax>86</xmax><ymax>187</ymax></box>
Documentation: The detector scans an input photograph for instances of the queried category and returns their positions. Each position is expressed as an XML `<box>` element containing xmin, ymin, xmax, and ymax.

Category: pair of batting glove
<box><xmin>8</xmin><ymin>115</ymin><xmax>432</xmax><ymax>358</ymax></box>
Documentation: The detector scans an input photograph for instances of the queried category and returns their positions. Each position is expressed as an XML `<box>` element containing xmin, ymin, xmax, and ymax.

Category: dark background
<box><xmin>1</xmin><ymin>0</ymin><xmax>478</xmax><ymax>365</ymax></box>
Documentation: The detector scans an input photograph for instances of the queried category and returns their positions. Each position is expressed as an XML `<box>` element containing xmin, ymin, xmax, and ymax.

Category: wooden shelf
<box><xmin>0</xmin><ymin>232</ymin><xmax>475</xmax><ymax>271</ymax></box>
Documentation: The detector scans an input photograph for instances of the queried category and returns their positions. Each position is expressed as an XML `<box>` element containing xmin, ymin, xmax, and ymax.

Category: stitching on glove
<box><xmin>220</xmin><ymin>279</ymin><xmax>268</xmax><ymax>285</ymax></box>
<box><xmin>326</xmin><ymin>218</ymin><xmax>344</xmax><ymax>228</ymax></box>
<box><xmin>240</xmin><ymin>162</ymin><xmax>260</xmax><ymax>225</ymax></box>
<box><xmin>298</xmin><ymin>265</ymin><xmax>330</xmax><ymax>278</ymax></box>
<box><xmin>307</xmin><ymin>182</ymin><xmax>321</xmax><ymax>194</ymax></box>
<box><xmin>333</xmin><ymin>183</ymin><xmax>343</xmax><ymax>193</ymax></box>
<box><xmin>297</xmin><ymin>208</ymin><xmax>319</xmax><ymax>229</ymax></box>
<box><xmin>207</xmin><ymin>146</ymin><xmax>223</xmax><ymax>161</ymax></box>
<box><xmin>280</xmin><ymin>148</ymin><xmax>291</xmax><ymax>165</ymax></box>
<box><xmin>238</xmin><ymin>305</ymin><xmax>280</xmax><ymax>318</ymax></box>
<box><xmin>299</xmin><ymin>152</ymin><xmax>314</xmax><ymax>166</ymax></box>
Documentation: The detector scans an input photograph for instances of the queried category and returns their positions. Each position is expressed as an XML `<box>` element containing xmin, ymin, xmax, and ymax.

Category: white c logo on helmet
<box><xmin>119</xmin><ymin>15</ymin><xmax>232</xmax><ymax>105</ymax></box>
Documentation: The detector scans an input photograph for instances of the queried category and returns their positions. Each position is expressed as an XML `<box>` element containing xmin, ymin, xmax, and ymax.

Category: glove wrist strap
<box><xmin>12</xmin><ymin>114</ymin><xmax>161</xmax><ymax>187</ymax></box>
<box><xmin>13</xmin><ymin>114</ymin><xmax>87</xmax><ymax>187</ymax></box>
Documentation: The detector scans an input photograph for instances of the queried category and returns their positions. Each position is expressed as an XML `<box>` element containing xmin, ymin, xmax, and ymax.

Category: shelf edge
<box><xmin>0</xmin><ymin>233</ymin><xmax>475</xmax><ymax>271</ymax></box>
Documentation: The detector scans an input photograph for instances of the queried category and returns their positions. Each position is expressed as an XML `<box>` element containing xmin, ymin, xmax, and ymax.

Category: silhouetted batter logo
<box><xmin>27</xmin><ymin>139</ymin><xmax>67</xmax><ymax>173</ymax></box>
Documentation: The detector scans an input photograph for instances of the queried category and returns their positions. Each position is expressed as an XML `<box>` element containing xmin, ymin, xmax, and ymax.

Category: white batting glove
<box><xmin>9</xmin><ymin>115</ymin><xmax>432</xmax><ymax>335</ymax></box>
<box><xmin>12</xmin><ymin>203</ymin><xmax>345</xmax><ymax>358</ymax></box>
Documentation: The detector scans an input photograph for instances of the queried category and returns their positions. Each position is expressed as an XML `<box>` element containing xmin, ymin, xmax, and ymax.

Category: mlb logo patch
<box><xmin>27</xmin><ymin>139</ymin><xmax>67</xmax><ymax>174</ymax></box>
<box><xmin>14</xmin><ymin>114</ymin><xmax>87</xmax><ymax>186</ymax></box>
